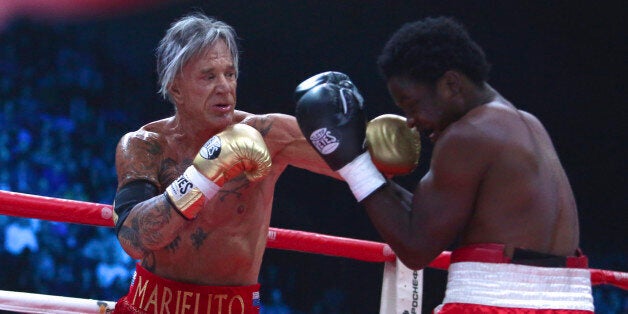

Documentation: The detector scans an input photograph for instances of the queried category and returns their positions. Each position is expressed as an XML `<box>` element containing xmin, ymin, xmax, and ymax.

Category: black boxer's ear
<box><xmin>436</xmin><ymin>70</ymin><xmax>463</xmax><ymax>105</ymax></box>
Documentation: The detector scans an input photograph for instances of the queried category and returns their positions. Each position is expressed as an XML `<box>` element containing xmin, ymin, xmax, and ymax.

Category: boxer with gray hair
<box><xmin>111</xmin><ymin>12</ymin><xmax>341</xmax><ymax>313</ymax></box>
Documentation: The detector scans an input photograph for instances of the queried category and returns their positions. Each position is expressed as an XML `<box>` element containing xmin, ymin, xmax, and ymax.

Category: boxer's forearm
<box><xmin>362</xmin><ymin>185</ymin><xmax>433</xmax><ymax>269</ymax></box>
<box><xmin>118</xmin><ymin>194</ymin><xmax>187</xmax><ymax>258</ymax></box>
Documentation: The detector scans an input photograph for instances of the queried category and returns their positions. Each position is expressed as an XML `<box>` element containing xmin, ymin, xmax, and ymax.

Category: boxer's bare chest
<box><xmin>148</xmin><ymin>152</ymin><xmax>269</xmax><ymax>278</ymax></box>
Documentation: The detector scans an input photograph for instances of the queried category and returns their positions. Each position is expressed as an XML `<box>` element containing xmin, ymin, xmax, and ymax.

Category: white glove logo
<box><xmin>199</xmin><ymin>136</ymin><xmax>222</xmax><ymax>160</ymax></box>
<box><xmin>310</xmin><ymin>128</ymin><xmax>339</xmax><ymax>155</ymax></box>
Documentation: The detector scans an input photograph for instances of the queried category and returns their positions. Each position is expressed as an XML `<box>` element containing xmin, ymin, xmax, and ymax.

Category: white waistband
<box><xmin>441</xmin><ymin>262</ymin><xmax>593</xmax><ymax>311</ymax></box>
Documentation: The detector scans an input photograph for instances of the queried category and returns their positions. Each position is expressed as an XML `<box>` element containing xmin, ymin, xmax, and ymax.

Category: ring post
<box><xmin>380</xmin><ymin>258</ymin><xmax>423</xmax><ymax>314</ymax></box>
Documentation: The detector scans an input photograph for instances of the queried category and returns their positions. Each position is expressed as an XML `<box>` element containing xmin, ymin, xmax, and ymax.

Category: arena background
<box><xmin>0</xmin><ymin>1</ymin><xmax>625</xmax><ymax>313</ymax></box>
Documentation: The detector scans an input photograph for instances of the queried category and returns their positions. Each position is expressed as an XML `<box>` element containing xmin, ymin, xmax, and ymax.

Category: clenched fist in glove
<box><xmin>295</xmin><ymin>71</ymin><xmax>386</xmax><ymax>201</ymax></box>
<box><xmin>366</xmin><ymin>114</ymin><xmax>421</xmax><ymax>176</ymax></box>
<box><xmin>165</xmin><ymin>124</ymin><xmax>272</xmax><ymax>219</ymax></box>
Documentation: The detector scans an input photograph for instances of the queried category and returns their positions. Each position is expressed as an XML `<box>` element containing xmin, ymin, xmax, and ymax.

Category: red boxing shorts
<box><xmin>434</xmin><ymin>243</ymin><xmax>594</xmax><ymax>313</ymax></box>
<box><xmin>114</xmin><ymin>264</ymin><xmax>261</xmax><ymax>314</ymax></box>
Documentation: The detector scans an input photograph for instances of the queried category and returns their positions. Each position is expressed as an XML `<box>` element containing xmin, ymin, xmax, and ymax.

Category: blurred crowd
<box><xmin>0</xmin><ymin>18</ymin><xmax>625</xmax><ymax>313</ymax></box>
<box><xmin>0</xmin><ymin>19</ymin><xmax>141</xmax><ymax>302</ymax></box>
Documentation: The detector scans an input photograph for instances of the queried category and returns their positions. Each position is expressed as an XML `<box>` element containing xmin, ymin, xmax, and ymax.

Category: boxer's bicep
<box><xmin>115</xmin><ymin>131</ymin><xmax>163</xmax><ymax>190</ymax></box>
<box><xmin>412</xmin><ymin>129</ymin><xmax>488</xmax><ymax>251</ymax></box>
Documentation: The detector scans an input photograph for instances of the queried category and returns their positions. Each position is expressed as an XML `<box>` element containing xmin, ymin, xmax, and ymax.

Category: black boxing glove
<box><xmin>295</xmin><ymin>71</ymin><xmax>366</xmax><ymax>169</ymax></box>
<box><xmin>295</xmin><ymin>71</ymin><xmax>386</xmax><ymax>201</ymax></box>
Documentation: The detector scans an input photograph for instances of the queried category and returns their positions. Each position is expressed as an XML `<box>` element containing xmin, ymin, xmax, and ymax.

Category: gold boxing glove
<box><xmin>165</xmin><ymin>124</ymin><xmax>272</xmax><ymax>219</ymax></box>
<box><xmin>365</xmin><ymin>114</ymin><xmax>421</xmax><ymax>176</ymax></box>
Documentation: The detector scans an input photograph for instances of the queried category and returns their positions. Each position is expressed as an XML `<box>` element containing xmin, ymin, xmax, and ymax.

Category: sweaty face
<box><xmin>171</xmin><ymin>39</ymin><xmax>237</xmax><ymax>129</ymax></box>
<box><xmin>387</xmin><ymin>77</ymin><xmax>445</xmax><ymax>143</ymax></box>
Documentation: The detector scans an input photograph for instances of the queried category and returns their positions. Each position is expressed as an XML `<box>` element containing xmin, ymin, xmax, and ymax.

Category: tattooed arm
<box><xmin>114</xmin><ymin>130</ymin><xmax>188</xmax><ymax>260</ymax></box>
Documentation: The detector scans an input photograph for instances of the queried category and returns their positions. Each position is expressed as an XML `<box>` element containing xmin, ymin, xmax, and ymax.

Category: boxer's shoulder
<box><xmin>117</xmin><ymin>127</ymin><xmax>168</xmax><ymax>160</ymax></box>
<box><xmin>240</xmin><ymin>112</ymin><xmax>301</xmax><ymax>138</ymax></box>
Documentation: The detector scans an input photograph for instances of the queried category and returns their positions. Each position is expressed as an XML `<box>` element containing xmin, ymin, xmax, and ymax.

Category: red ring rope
<box><xmin>0</xmin><ymin>190</ymin><xmax>625</xmax><ymax>290</ymax></box>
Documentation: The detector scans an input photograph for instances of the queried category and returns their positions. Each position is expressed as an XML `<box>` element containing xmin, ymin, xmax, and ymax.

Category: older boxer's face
<box><xmin>387</xmin><ymin>76</ymin><xmax>447</xmax><ymax>143</ymax></box>
<box><xmin>170</xmin><ymin>39</ymin><xmax>237</xmax><ymax>130</ymax></box>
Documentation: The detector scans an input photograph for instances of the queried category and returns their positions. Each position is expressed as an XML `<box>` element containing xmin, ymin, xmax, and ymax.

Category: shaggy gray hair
<box><xmin>156</xmin><ymin>13</ymin><xmax>239</xmax><ymax>103</ymax></box>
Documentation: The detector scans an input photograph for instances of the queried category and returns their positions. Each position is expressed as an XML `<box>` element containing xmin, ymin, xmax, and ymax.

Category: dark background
<box><xmin>0</xmin><ymin>1</ymin><xmax>625</xmax><ymax>313</ymax></box>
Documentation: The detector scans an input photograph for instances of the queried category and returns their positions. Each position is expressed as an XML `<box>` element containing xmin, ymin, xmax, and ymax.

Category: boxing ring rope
<box><xmin>0</xmin><ymin>189</ymin><xmax>626</xmax><ymax>313</ymax></box>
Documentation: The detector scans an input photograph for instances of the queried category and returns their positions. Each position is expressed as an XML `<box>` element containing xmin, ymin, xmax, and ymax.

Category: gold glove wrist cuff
<box><xmin>164</xmin><ymin>176</ymin><xmax>205</xmax><ymax>220</ymax></box>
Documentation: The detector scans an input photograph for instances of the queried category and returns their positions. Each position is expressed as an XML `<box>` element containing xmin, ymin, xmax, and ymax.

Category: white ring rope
<box><xmin>0</xmin><ymin>289</ymin><xmax>115</xmax><ymax>313</ymax></box>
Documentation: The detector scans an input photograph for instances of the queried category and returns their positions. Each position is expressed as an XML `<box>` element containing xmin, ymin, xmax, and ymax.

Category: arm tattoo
<box><xmin>120</xmin><ymin>198</ymin><xmax>178</xmax><ymax>265</ymax></box>
<box><xmin>142</xmin><ymin>252</ymin><xmax>156</xmax><ymax>273</ymax></box>
<box><xmin>166</xmin><ymin>236</ymin><xmax>181</xmax><ymax>253</ymax></box>
<box><xmin>248</xmin><ymin>116</ymin><xmax>274</xmax><ymax>137</ymax></box>
<box><xmin>118</xmin><ymin>225</ymin><xmax>144</xmax><ymax>254</ymax></box>
<box><xmin>144</xmin><ymin>139</ymin><xmax>163</xmax><ymax>155</ymax></box>
<box><xmin>126</xmin><ymin>138</ymin><xmax>163</xmax><ymax>177</ymax></box>
<box><xmin>139</xmin><ymin>199</ymin><xmax>173</xmax><ymax>246</ymax></box>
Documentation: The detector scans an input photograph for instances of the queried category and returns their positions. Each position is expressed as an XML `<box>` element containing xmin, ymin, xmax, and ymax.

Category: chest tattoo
<box><xmin>159</xmin><ymin>157</ymin><xmax>192</xmax><ymax>188</ymax></box>
<box><xmin>191</xmin><ymin>227</ymin><xmax>208</xmax><ymax>250</ymax></box>
<box><xmin>218</xmin><ymin>178</ymin><xmax>250</xmax><ymax>201</ymax></box>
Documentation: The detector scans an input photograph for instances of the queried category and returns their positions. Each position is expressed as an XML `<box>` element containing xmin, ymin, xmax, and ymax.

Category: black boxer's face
<box><xmin>387</xmin><ymin>76</ymin><xmax>445</xmax><ymax>143</ymax></box>
<box><xmin>170</xmin><ymin>39</ymin><xmax>237</xmax><ymax>131</ymax></box>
